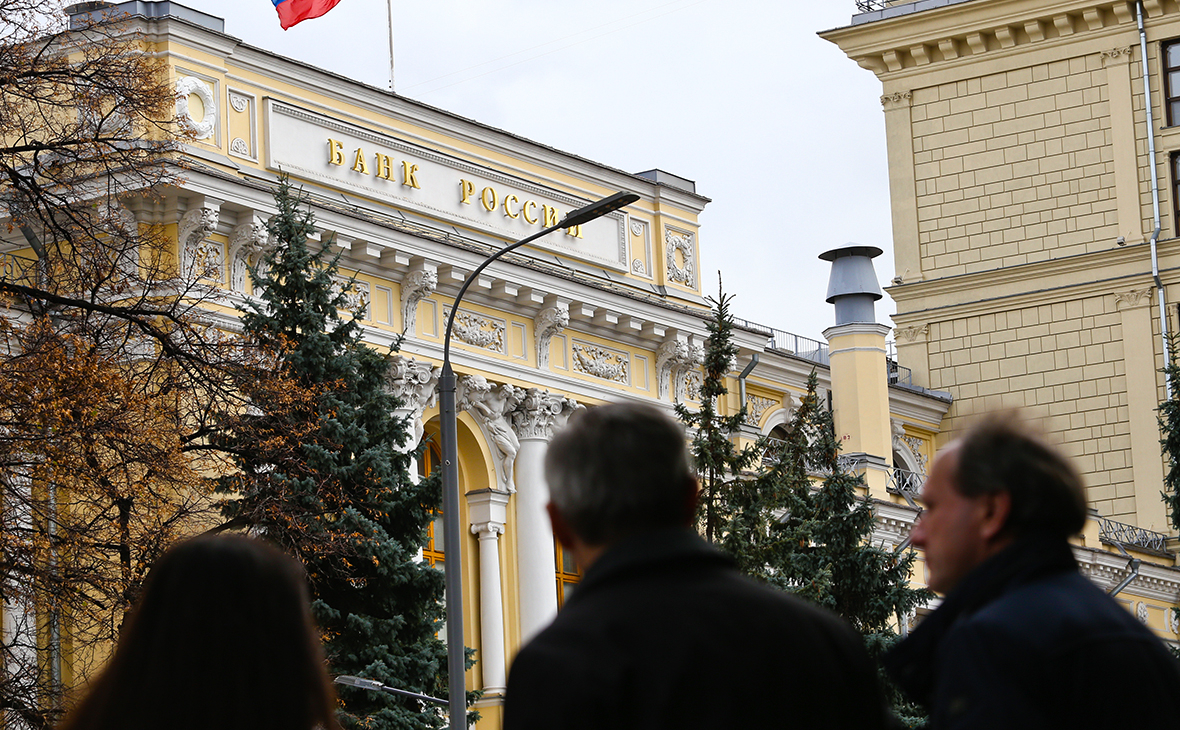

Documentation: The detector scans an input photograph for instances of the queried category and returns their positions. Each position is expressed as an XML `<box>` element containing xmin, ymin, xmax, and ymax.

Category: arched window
<box><xmin>418</xmin><ymin>441</ymin><xmax>444</xmax><ymax>569</ymax></box>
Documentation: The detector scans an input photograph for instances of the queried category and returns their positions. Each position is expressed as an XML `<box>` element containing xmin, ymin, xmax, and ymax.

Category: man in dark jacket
<box><xmin>503</xmin><ymin>402</ymin><xmax>891</xmax><ymax>730</ymax></box>
<box><xmin>885</xmin><ymin>413</ymin><xmax>1180</xmax><ymax>728</ymax></box>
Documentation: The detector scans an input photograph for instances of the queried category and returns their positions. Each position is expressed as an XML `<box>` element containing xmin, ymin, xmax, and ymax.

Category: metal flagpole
<box><xmin>386</xmin><ymin>0</ymin><xmax>395</xmax><ymax>91</ymax></box>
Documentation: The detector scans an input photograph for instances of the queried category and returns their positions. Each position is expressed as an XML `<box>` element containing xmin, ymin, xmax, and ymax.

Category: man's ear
<box><xmin>979</xmin><ymin>490</ymin><xmax>1012</xmax><ymax>544</ymax></box>
<box><xmin>547</xmin><ymin>502</ymin><xmax>576</xmax><ymax>551</ymax></box>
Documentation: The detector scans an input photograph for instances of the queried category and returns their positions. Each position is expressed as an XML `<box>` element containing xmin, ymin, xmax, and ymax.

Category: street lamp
<box><xmin>437</xmin><ymin>191</ymin><xmax>639</xmax><ymax>727</ymax></box>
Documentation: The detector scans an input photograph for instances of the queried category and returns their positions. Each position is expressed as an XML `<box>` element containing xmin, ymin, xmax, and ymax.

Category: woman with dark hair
<box><xmin>57</xmin><ymin>534</ymin><xmax>341</xmax><ymax>730</ymax></box>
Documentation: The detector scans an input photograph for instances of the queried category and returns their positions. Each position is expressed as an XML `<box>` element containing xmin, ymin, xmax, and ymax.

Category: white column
<box><xmin>513</xmin><ymin>437</ymin><xmax>557</xmax><ymax>643</ymax></box>
<box><xmin>510</xmin><ymin>389</ymin><xmax>581</xmax><ymax>643</ymax></box>
<box><xmin>468</xmin><ymin>489</ymin><xmax>509</xmax><ymax>696</ymax></box>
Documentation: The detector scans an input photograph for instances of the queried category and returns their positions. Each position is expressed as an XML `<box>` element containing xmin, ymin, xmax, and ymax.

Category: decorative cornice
<box><xmin>824</xmin><ymin>0</ymin><xmax>1149</xmax><ymax>80</ymax></box>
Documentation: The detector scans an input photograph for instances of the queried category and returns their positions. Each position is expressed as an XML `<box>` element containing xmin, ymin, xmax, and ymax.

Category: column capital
<box><xmin>385</xmin><ymin>355</ymin><xmax>440</xmax><ymax>450</ymax></box>
<box><xmin>510</xmin><ymin>388</ymin><xmax>581</xmax><ymax>441</ymax></box>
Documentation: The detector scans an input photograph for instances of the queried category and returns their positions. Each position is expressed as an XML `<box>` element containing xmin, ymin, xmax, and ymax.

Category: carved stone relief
<box><xmin>228</xmin><ymin>92</ymin><xmax>250</xmax><ymax>113</ymax></box>
<box><xmin>656</xmin><ymin>338</ymin><xmax>702</xmax><ymax>401</ymax></box>
<box><xmin>230</xmin><ymin>137</ymin><xmax>250</xmax><ymax>157</ymax></box>
<box><xmin>176</xmin><ymin>76</ymin><xmax>217</xmax><ymax>141</ymax></box>
<box><xmin>1114</xmin><ymin>286</ymin><xmax>1153</xmax><ymax>310</ymax></box>
<box><xmin>332</xmin><ymin>275</ymin><xmax>370</xmax><ymax>313</ymax></box>
<box><xmin>895</xmin><ymin>324</ymin><xmax>929</xmax><ymax>343</ymax></box>
<box><xmin>572</xmin><ymin>341</ymin><xmax>629</xmax><ymax>384</ymax></box>
<box><xmin>459</xmin><ymin>376</ymin><xmax>524</xmax><ymax>491</ymax></box>
<box><xmin>534</xmin><ymin>304</ymin><xmax>568</xmax><ymax>369</ymax></box>
<box><xmin>665</xmin><ymin>229</ymin><xmax>696</xmax><ymax>286</ymax></box>
<box><xmin>228</xmin><ymin>221</ymin><xmax>269</xmax><ymax>294</ymax></box>
<box><xmin>683</xmin><ymin>370</ymin><xmax>704</xmax><ymax>401</ymax></box>
<box><xmin>400</xmin><ymin>268</ymin><xmax>437</xmax><ymax>336</ymax></box>
<box><xmin>744</xmin><ymin>394</ymin><xmax>777</xmax><ymax>425</ymax></box>
<box><xmin>510</xmin><ymin>388</ymin><xmax>581</xmax><ymax>442</ymax></box>
<box><xmin>385</xmin><ymin>355</ymin><xmax>440</xmax><ymax>450</ymax></box>
<box><xmin>179</xmin><ymin>206</ymin><xmax>221</xmax><ymax>281</ymax></box>
<box><xmin>446</xmin><ymin>309</ymin><xmax>506</xmax><ymax>353</ymax></box>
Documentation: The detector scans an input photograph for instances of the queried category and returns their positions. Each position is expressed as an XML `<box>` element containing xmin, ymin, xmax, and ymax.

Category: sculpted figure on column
<box><xmin>384</xmin><ymin>355</ymin><xmax>440</xmax><ymax>451</ymax></box>
<box><xmin>458</xmin><ymin>375</ymin><xmax>523</xmax><ymax>492</ymax></box>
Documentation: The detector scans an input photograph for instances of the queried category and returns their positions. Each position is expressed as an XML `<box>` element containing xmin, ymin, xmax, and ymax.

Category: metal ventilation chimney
<box><xmin>819</xmin><ymin>245</ymin><xmax>883</xmax><ymax>325</ymax></box>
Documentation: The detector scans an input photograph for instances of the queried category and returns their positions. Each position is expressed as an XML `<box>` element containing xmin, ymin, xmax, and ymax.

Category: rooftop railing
<box><xmin>1099</xmin><ymin>517</ymin><xmax>1171</xmax><ymax>555</ymax></box>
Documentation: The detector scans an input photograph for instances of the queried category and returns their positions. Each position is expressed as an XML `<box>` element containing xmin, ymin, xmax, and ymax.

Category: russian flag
<box><xmin>272</xmin><ymin>0</ymin><xmax>342</xmax><ymax>29</ymax></box>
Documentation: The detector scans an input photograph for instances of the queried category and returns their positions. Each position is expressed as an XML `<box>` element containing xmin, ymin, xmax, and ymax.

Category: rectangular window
<box><xmin>1166</xmin><ymin>40</ymin><xmax>1180</xmax><ymax>126</ymax></box>
<box><xmin>555</xmin><ymin>540</ymin><xmax>580</xmax><ymax>607</ymax></box>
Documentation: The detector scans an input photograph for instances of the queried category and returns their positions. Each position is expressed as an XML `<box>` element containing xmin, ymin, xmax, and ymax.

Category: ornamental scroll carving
<box><xmin>665</xmin><ymin>230</ymin><xmax>695</xmax><ymax>286</ymax></box>
<box><xmin>459</xmin><ymin>376</ymin><xmax>524</xmax><ymax>492</ymax></box>
<box><xmin>446</xmin><ymin>309</ymin><xmax>505</xmax><ymax>353</ymax></box>
<box><xmin>880</xmin><ymin>91</ymin><xmax>913</xmax><ymax>108</ymax></box>
<box><xmin>401</xmin><ymin>269</ymin><xmax>436</xmax><ymax>335</ymax></box>
<box><xmin>656</xmin><ymin>338</ymin><xmax>701</xmax><ymax>401</ymax></box>
<box><xmin>228</xmin><ymin>92</ymin><xmax>249</xmax><ymax>113</ymax></box>
<box><xmin>1114</xmin><ymin>286</ymin><xmax>1153</xmax><ymax>310</ymax></box>
<box><xmin>895</xmin><ymin>324</ymin><xmax>929</xmax><ymax>343</ymax></box>
<box><xmin>229</xmin><ymin>221</ymin><xmax>270</xmax><ymax>294</ymax></box>
<box><xmin>332</xmin><ymin>275</ymin><xmax>370</xmax><ymax>313</ymax></box>
<box><xmin>744</xmin><ymin>394</ymin><xmax>778</xmax><ymax>426</ymax></box>
<box><xmin>230</xmin><ymin>138</ymin><xmax>250</xmax><ymax>157</ymax></box>
<box><xmin>179</xmin><ymin>206</ymin><xmax>221</xmax><ymax>281</ymax></box>
<box><xmin>510</xmin><ymin>388</ymin><xmax>581</xmax><ymax>442</ymax></box>
<box><xmin>385</xmin><ymin>355</ymin><xmax>439</xmax><ymax>450</ymax></box>
<box><xmin>572</xmin><ymin>342</ymin><xmax>629</xmax><ymax>384</ymax></box>
<box><xmin>534</xmin><ymin>304</ymin><xmax>568</xmax><ymax>369</ymax></box>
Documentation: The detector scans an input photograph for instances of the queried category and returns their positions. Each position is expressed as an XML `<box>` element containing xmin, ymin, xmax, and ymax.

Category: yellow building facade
<box><xmin>824</xmin><ymin>0</ymin><xmax>1180</xmax><ymax>645</ymax></box>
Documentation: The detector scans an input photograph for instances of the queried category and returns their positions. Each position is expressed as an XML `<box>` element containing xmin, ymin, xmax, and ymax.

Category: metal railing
<box><xmin>887</xmin><ymin>467</ymin><xmax>924</xmax><ymax>499</ymax></box>
<box><xmin>0</xmin><ymin>250</ymin><xmax>38</xmax><ymax>284</ymax></box>
<box><xmin>1099</xmin><ymin>517</ymin><xmax>1171</xmax><ymax>554</ymax></box>
<box><xmin>732</xmin><ymin>317</ymin><xmax>830</xmax><ymax>367</ymax></box>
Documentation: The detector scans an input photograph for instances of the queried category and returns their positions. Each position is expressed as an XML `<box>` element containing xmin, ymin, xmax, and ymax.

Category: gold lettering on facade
<box><xmin>460</xmin><ymin>179</ymin><xmax>475</xmax><ymax>204</ymax></box>
<box><xmin>328</xmin><ymin>139</ymin><xmax>345</xmax><ymax>166</ymax></box>
<box><xmin>481</xmin><ymin>186</ymin><xmax>497</xmax><ymax>212</ymax></box>
<box><xmin>521</xmin><ymin>200</ymin><xmax>538</xmax><ymax>224</ymax></box>
<box><xmin>565</xmin><ymin>225</ymin><xmax>582</xmax><ymax>239</ymax></box>
<box><xmin>374</xmin><ymin>153</ymin><xmax>394</xmax><ymax>180</ymax></box>
<box><xmin>503</xmin><ymin>194</ymin><xmax>519</xmax><ymax>219</ymax></box>
<box><xmin>542</xmin><ymin>205</ymin><xmax>558</xmax><ymax>228</ymax></box>
<box><xmin>401</xmin><ymin>161</ymin><xmax>420</xmax><ymax>189</ymax></box>
<box><xmin>351</xmin><ymin>148</ymin><xmax>368</xmax><ymax>174</ymax></box>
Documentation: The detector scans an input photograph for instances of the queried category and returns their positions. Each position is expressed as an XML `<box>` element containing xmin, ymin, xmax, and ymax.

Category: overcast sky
<box><xmin>189</xmin><ymin>0</ymin><xmax>893</xmax><ymax>341</ymax></box>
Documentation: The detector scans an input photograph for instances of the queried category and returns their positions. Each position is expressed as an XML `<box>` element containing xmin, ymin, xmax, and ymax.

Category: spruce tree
<box><xmin>681</xmin><ymin>286</ymin><xmax>932</xmax><ymax>727</ymax></box>
<box><xmin>1159</xmin><ymin>336</ymin><xmax>1180</xmax><ymax>532</ymax></box>
<box><xmin>216</xmin><ymin>177</ymin><xmax>463</xmax><ymax>730</ymax></box>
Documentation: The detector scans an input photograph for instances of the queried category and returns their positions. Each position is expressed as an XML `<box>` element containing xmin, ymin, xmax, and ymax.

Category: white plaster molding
<box><xmin>385</xmin><ymin>355</ymin><xmax>439</xmax><ymax>450</ymax></box>
<box><xmin>401</xmin><ymin>264</ymin><xmax>437</xmax><ymax>336</ymax></box>
<box><xmin>446</xmin><ymin>308</ymin><xmax>506</xmax><ymax>353</ymax></box>
<box><xmin>571</xmin><ymin>341</ymin><xmax>629</xmax><ymax>384</ymax></box>
<box><xmin>458</xmin><ymin>375</ymin><xmax>523</xmax><ymax>492</ymax></box>
<box><xmin>534</xmin><ymin>304</ymin><xmax>568</xmax><ymax>370</ymax></box>
<box><xmin>179</xmin><ymin>205</ymin><xmax>221</xmax><ymax>280</ymax></box>
<box><xmin>510</xmin><ymin>388</ymin><xmax>581</xmax><ymax>442</ymax></box>
<box><xmin>1114</xmin><ymin>286</ymin><xmax>1154</xmax><ymax>310</ymax></box>
<box><xmin>665</xmin><ymin>228</ymin><xmax>696</xmax><ymax>286</ymax></box>
<box><xmin>745</xmin><ymin>394</ymin><xmax>778</xmax><ymax>426</ymax></box>
<box><xmin>176</xmin><ymin>76</ymin><xmax>217</xmax><ymax>140</ymax></box>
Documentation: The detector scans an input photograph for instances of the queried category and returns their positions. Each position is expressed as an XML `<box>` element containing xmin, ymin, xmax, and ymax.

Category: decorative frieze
<box><xmin>332</xmin><ymin>275</ymin><xmax>370</xmax><ymax>313</ymax></box>
<box><xmin>571</xmin><ymin>341</ymin><xmax>629</xmax><ymax>384</ymax></box>
<box><xmin>880</xmin><ymin>90</ymin><xmax>912</xmax><ymax>109</ymax></box>
<box><xmin>445</xmin><ymin>308</ymin><xmax>506</xmax><ymax>353</ymax></box>
<box><xmin>534</xmin><ymin>304</ymin><xmax>568</xmax><ymax>369</ymax></box>
<box><xmin>400</xmin><ymin>268</ymin><xmax>437</xmax><ymax>335</ymax></box>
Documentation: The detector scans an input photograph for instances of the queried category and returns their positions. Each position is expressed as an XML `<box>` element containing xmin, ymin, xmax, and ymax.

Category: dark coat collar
<box><xmin>569</xmin><ymin>528</ymin><xmax>733</xmax><ymax>600</ymax></box>
<box><xmin>883</xmin><ymin>535</ymin><xmax>1078</xmax><ymax>705</ymax></box>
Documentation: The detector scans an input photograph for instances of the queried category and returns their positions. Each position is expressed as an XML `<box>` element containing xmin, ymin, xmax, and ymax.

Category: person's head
<box><xmin>912</xmin><ymin>412</ymin><xmax>1087</xmax><ymax>593</ymax></box>
<box><xmin>544</xmin><ymin>402</ymin><xmax>696</xmax><ymax>554</ymax></box>
<box><xmin>59</xmin><ymin>534</ymin><xmax>340</xmax><ymax>730</ymax></box>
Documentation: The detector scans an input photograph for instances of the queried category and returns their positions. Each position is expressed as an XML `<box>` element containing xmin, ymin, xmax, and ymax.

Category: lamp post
<box><xmin>438</xmin><ymin>191</ymin><xmax>638</xmax><ymax>728</ymax></box>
